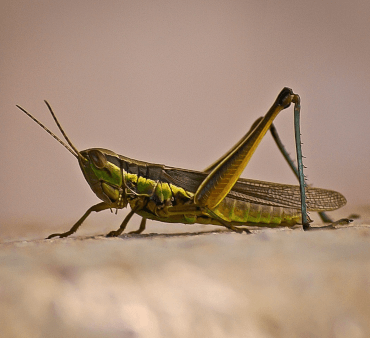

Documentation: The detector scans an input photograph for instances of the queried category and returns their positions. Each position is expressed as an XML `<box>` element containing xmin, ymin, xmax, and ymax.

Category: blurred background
<box><xmin>1</xmin><ymin>0</ymin><xmax>369</xmax><ymax>237</ymax></box>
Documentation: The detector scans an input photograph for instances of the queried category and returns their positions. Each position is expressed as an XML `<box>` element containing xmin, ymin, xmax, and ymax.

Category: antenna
<box><xmin>16</xmin><ymin>101</ymin><xmax>87</xmax><ymax>162</ymax></box>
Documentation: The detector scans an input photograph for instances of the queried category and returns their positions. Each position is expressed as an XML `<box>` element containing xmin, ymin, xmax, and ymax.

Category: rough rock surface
<box><xmin>1</xmin><ymin>209</ymin><xmax>369</xmax><ymax>338</ymax></box>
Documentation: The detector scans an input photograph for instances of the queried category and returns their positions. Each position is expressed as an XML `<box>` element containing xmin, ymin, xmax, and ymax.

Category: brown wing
<box><xmin>231</xmin><ymin>178</ymin><xmax>346</xmax><ymax>211</ymax></box>
<box><xmin>162</xmin><ymin>167</ymin><xmax>346</xmax><ymax>211</ymax></box>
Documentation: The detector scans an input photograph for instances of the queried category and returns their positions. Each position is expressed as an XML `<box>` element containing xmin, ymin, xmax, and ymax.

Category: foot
<box><xmin>46</xmin><ymin>232</ymin><xmax>73</xmax><ymax>239</ymax></box>
<box><xmin>106</xmin><ymin>230</ymin><xmax>121</xmax><ymax>237</ymax></box>
<box><xmin>128</xmin><ymin>229</ymin><xmax>145</xmax><ymax>235</ymax></box>
<box><xmin>304</xmin><ymin>218</ymin><xmax>353</xmax><ymax>231</ymax></box>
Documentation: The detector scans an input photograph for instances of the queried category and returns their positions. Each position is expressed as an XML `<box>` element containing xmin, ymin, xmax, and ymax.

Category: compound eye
<box><xmin>89</xmin><ymin>150</ymin><xmax>107</xmax><ymax>169</ymax></box>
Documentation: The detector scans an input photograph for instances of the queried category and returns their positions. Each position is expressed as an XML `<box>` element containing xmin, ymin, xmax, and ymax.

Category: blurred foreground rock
<box><xmin>1</xmin><ymin>219</ymin><xmax>370</xmax><ymax>337</ymax></box>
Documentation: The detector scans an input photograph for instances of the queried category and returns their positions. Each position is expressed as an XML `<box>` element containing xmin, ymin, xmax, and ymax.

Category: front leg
<box><xmin>47</xmin><ymin>202</ymin><xmax>110</xmax><ymax>239</ymax></box>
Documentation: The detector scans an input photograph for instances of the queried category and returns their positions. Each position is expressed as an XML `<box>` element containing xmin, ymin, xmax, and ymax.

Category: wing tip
<box><xmin>306</xmin><ymin>187</ymin><xmax>347</xmax><ymax>212</ymax></box>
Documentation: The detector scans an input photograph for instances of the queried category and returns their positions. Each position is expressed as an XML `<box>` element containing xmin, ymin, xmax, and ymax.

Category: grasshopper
<box><xmin>17</xmin><ymin>87</ymin><xmax>348</xmax><ymax>238</ymax></box>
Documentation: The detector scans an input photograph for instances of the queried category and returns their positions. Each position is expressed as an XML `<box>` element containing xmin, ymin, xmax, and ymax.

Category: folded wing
<box><xmin>163</xmin><ymin>167</ymin><xmax>346</xmax><ymax>212</ymax></box>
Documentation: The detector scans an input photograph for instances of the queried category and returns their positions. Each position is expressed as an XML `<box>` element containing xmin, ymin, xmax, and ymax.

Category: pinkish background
<box><xmin>1</xmin><ymin>0</ymin><xmax>369</xmax><ymax>233</ymax></box>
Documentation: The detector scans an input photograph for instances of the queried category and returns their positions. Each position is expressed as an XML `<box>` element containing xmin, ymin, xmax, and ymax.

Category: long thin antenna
<box><xmin>16</xmin><ymin>102</ymin><xmax>86</xmax><ymax>161</ymax></box>
<box><xmin>43</xmin><ymin>101</ymin><xmax>87</xmax><ymax>162</ymax></box>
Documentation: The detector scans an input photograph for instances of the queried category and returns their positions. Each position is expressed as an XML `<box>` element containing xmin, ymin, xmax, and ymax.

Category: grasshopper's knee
<box><xmin>275</xmin><ymin>87</ymin><xmax>294</xmax><ymax>109</ymax></box>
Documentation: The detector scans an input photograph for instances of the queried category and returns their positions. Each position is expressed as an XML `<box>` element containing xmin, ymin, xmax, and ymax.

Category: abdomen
<box><xmin>211</xmin><ymin>197</ymin><xmax>301</xmax><ymax>226</ymax></box>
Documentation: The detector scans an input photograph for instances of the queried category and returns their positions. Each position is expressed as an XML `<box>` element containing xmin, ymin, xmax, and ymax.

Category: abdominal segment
<box><xmin>211</xmin><ymin>197</ymin><xmax>301</xmax><ymax>226</ymax></box>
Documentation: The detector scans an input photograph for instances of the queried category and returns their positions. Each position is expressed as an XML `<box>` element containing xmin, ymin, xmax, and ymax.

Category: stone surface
<box><xmin>1</xmin><ymin>209</ymin><xmax>370</xmax><ymax>338</ymax></box>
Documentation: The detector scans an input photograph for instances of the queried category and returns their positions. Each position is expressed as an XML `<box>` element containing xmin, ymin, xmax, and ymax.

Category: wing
<box><xmin>162</xmin><ymin>167</ymin><xmax>346</xmax><ymax>212</ymax></box>
<box><xmin>231</xmin><ymin>178</ymin><xmax>346</xmax><ymax>211</ymax></box>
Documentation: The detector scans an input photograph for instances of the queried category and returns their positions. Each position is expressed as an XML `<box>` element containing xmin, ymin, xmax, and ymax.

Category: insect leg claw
<box><xmin>46</xmin><ymin>232</ymin><xmax>72</xmax><ymax>239</ymax></box>
<box><xmin>106</xmin><ymin>230</ymin><xmax>120</xmax><ymax>237</ymax></box>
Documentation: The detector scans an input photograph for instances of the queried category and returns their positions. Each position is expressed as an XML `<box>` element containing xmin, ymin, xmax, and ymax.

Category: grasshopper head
<box><xmin>79</xmin><ymin>148</ymin><xmax>127</xmax><ymax>208</ymax></box>
<box><xmin>16</xmin><ymin>101</ymin><xmax>127</xmax><ymax>208</ymax></box>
